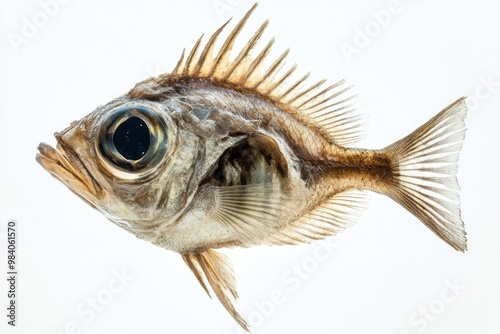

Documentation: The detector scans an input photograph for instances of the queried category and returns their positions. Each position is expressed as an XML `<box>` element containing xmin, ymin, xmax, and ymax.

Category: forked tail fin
<box><xmin>384</xmin><ymin>98</ymin><xmax>468</xmax><ymax>251</ymax></box>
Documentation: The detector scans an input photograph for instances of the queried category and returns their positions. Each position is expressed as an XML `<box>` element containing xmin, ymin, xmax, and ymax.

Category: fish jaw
<box><xmin>36</xmin><ymin>134</ymin><xmax>105</xmax><ymax>207</ymax></box>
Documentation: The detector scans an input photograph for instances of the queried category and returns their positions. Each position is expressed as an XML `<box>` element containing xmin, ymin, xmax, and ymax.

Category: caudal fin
<box><xmin>385</xmin><ymin>98</ymin><xmax>468</xmax><ymax>252</ymax></box>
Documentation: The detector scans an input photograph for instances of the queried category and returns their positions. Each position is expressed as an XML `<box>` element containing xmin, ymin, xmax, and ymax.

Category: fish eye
<box><xmin>98</xmin><ymin>105</ymin><xmax>168</xmax><ymax>173</ymax></box>
<box><xmin>113</xmin><ymin>117</ymin><xmax>150</xmax><ymax>161</ymax></box>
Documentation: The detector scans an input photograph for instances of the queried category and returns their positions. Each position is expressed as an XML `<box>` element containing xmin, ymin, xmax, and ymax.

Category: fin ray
<box><xmin>385</xmin><ymin>97</ymin><xmax>468</xmax><ymax>251</ymax></box>
<box><xmin>182</xmin><ymin>250</ymin><xmax>249</xmax><ymax>331</ymax></box>
<box><xmin>211</xmin><ymin>184</ymin><xmax>298</xmax><ymax>246</ymax></box>
<box><xmin>264</xmin><ymin>189</ymin><xmax>370</xmax><ymax>245</ymax></box>
<box><xmin>185</xmin><ymin>35</ymin><xmax>203</xmax><ymax>76</ymax></box>
<box><xmin>224</xmin><ymin>20</ymin><xmax>269</xmax><ymax>81</ymax></box>
<box><xmin>166</xmin><ymin>4</ymin><xmax>366</xmax><ymax>146</ymax></box>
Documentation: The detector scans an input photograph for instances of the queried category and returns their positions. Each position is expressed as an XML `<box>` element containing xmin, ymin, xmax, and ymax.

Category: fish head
<box><xmin>36</xmin><ymin>94</ymin><xmax>179</xmax><ymax>230</ymax></box>
<box><xmin>36</xmin><ymin>86</ymin><xmax>250</xmax><ymax>236</ymax></box>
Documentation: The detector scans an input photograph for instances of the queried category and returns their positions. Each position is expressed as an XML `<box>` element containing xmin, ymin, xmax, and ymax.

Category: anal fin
<box><xmin>265</xmin><ymin>189</ymin><xmax>370</xmax><ymax>245</ymax></box>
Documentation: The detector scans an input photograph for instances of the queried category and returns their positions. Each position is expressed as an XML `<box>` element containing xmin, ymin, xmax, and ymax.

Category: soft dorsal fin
<box><xmin>168</xmin><ymin>3</ymin><xmax>366</xmax><ymax>146</ymax></box>
<box><xmin>182</xmin><ymin>249</ymin><xmax>249</xmax><ymax>331</ymax></box>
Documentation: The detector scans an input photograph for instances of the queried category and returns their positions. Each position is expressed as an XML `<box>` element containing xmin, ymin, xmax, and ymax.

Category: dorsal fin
<box><xmin>168</xmin><ymin>3</ymin><xmax>366</xmax><ymax>146</ymax></box>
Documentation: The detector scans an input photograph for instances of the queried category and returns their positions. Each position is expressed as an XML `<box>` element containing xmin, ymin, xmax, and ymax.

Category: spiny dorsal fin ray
<box><xmin>211</xmin><ymin>4</ymin><xmax>258</xmax><ymax>78</ymax></box>
<box><xmin>264</xmin><ymin>189</ymin><xmax>370</xmax><ymax>245</ymax></box>
<box><xmin>172</xmin><ymin>48</ymin><xmax>185</xmax><ymax>76</ymax></box>
<box><xmin>196</xmin><ymin>19</ymin><xmax>232</xmax><ymax>76</ymax></box>
<box><xmin>182</xmin><ymin>250</ymin><xmax>249</xmax><ymax>331</ymax></box>
<box><xmin>224</xmin><ymin>20</ymin><xmax>269</xmax><ymax>81</ymax></box>
<box><xmin>184</xmin><ymin>35</ymin><xmax>203</xmax><ymax>76</ymax></box>
<box><xmin>170</xmin><ymin>3</ymin><xmax>366</xmax><ymax>146</ymax></box>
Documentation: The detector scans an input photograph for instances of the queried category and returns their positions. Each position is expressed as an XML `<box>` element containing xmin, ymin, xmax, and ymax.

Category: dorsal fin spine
<box><xmin>222</xmin><ymin>20</ymin><xmax>269</xmax><ymax>81</ymax></box>
<box><xmin>238</xmin><ymin>37</ymin><xmax>274</xmax><ymax>85</ymax></box>
<box><xmin>194</xmin><ymin>20</ymin><xmax>231</xmax><ymax>76</ymax></box>
<box><xmin>171</xmin><ymin>48</ymin><xmax>186</xmax><ymax>76</ymax></box>
<box><xmin>210</xmin><ymin>3</ymin><xmax>258</xmax><ymax>78</ymax></box>
<box><xmin>252</xmin><ymin>48</ymin><xmax>289</xmax><ymax>90</ymax></box>
<box><xmin>265</xmin><ymin>63</ymin><xmax>297</xmax><ymax>96</ymax></box>
<box><xmin>296</xmin><ymin>82</ymin><xmax>338</xmax><ymax>109</ymax></box>
<box><xmin>161</xmin><ymin>3</ymin><xmax>366</xmax><ymax>146</ymax></box>
<box><xmin>185</xmin><ymin>35</ymin><xmax>203</xmax><ymax>76</ymax></box>
<box><xmin>287</xmin><ymin>78</ymin><xmax>326</xmax><ymax>106</ymax></box>
<box><xmin>278</xmin><ymin>72</ymin><xmax>310</xmax><ymax>101</ymax></box>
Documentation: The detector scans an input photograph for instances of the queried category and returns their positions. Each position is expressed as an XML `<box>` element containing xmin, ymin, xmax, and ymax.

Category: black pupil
<box><xmin>113</xmin><ymin>116</ymin><xmax>150</xmax><ymax>160</ymax></box>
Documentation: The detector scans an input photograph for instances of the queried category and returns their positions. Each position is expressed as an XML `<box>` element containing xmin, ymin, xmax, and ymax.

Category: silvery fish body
<box><xmin>36</xmin><ymin>4</ymin><xmax>468</xmax><ymax>330</ymax></box>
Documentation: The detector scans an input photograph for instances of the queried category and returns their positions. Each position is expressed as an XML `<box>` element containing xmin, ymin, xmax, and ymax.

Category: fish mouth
<box><xmin>36</xmin><ymin>133</ymin><xmax>105</xmax><ymax>205</ymax></box>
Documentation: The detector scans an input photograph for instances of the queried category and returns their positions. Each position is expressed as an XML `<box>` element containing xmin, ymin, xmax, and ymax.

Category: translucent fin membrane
<box><xmin>385</xmin><ymin>98</ymin><xmax>468</xmax><ymax>251</ymax></box>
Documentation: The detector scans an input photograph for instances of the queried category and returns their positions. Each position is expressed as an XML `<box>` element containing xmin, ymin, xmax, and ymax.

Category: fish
<box><xmin>36</xmin><ymin>3</ymin><xmax>468</xmax><ymax>331</ymax></box>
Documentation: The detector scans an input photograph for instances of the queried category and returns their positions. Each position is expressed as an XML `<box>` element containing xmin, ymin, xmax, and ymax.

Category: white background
<box><xmin>1</xmin><ymin>0</ymin><xmax>499</xmax><ymax>333</ymax></box>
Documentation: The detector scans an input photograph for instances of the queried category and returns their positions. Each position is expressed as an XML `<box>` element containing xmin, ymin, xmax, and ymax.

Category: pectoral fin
<box><xmin>182</xmin><ymin>249</ymin><xmax>249</xmax><ymax>331</ymax></box>
<box><xmin>211</xmin><ymin>183</ymin><xmax>299</xmax><ymax>246</ymax></box>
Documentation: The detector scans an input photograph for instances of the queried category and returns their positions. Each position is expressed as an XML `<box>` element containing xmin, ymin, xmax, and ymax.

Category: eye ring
<box><xmin>97</xmin><ymin>105</ymin><xmax>168</xmax><ymax>173</ymax></box>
